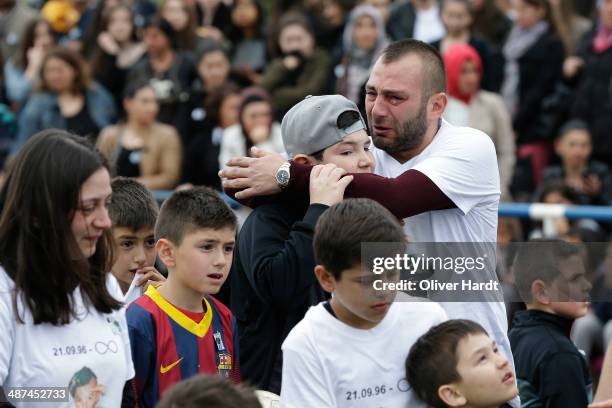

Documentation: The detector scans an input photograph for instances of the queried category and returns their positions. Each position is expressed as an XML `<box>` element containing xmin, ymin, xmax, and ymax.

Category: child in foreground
<box><xmin>509</xmin><ymin>239</ymin><xmax>592</xmax><ymax>406</ymax></box>
<box><xmin>406</xmin><ymin>319</ymin><xmax>518</xmax><ymax>408</ymax></box>
<box><xmin>156</xmin><ymin>374</ymin><xmax>263</xmax><ymax>408</ymax></box>
<box><xmin>126</xmin><ymin>187</ymin><xmax>239</xmax><ymax>408</ymax></box>
<box><xmin>280</xmin><ymin>198</ymin><xmax>447</xmax><ymax>407</ymax></box>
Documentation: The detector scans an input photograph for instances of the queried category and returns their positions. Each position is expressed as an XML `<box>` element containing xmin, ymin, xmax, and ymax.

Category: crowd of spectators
<box><xmin>0</xmin><ymin>0</ymin><xmax>609</xmax><ymax>223</ymax></box>
<box><xmin>1</xmin><ymin>0</ymin><xmax>612</xmax><ymax>406</ymax></box>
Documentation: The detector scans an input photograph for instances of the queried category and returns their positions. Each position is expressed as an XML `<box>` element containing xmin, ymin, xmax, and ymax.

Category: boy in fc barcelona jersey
<box><xmin>126</xmin><ymin>187</ymin><xmax>239</xmax><ymax>408</ymax></box>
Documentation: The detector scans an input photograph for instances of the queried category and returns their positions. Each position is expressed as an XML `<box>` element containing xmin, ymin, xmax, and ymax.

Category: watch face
<box><xmin>277</xmin><ymin>170</ymin><xmax>290</xmax><ymax>186</ymax></box>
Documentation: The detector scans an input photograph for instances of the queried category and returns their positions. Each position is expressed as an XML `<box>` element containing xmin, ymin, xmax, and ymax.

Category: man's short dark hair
<box><xmin>406</xmin><ymin>319</ymin><xmax>488</xmax><ymax>408</ymax></box>
<box><xmin>512</xmin><ymin>239</ymin><xmax>582</xmax><ymax>303</ymax></box>
<box><xmin>313</xmin><ymin>198</ymin><xmax>405</xmax><ymax>280</ymax></box>
<box><xmin>110</xmin><ymin>177</ymin><xmax>158</xmax><ymax>231</ymax></box>
<box><xmin>155</xmin><ymin>187</ymin><xmax>237</xmax><ymax>245</ymax></box>
<box><xmin>156</xmin><ymin>375</ymin><xmax>261</xmax><ymax>408</ymax></box>
<box><xmin>380</xmin><ymin>39</ymin><xmax>447</xmax><ymax>101</ymax></box>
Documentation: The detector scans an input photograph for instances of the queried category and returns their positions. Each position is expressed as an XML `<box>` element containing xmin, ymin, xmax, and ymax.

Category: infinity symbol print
<box><xmin>94</xmin><ymin>340</ymin><xmax>119</xmax><ymax>354</ymax></box>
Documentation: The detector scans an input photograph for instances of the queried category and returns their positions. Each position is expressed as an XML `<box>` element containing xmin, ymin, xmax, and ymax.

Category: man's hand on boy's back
<box><xmin>136</xmin><ymin>266</ymin><xmax>166</xmax><ymax>292</ymax></box>
<box><xmin>309</xmin><ymin>164</ymin><xmax>353</xmax><ymax>207</ymax></box>
<box><xmin>219</xmin><ymin>147</ymin><xmax>285</xmax><ymax>199</ymax></box>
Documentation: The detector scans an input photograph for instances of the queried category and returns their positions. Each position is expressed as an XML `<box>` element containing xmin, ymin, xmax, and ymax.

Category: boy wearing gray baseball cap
<box><xmin>229</xmin><ymin>94</ymin><xmax>375</xmax><ymax>394</ymax></box>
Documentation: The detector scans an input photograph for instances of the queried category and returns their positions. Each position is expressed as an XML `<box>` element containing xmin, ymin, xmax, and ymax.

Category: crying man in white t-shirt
<box><xmin>281</xmin><ymin>198</ymin><xmax>447</xmax><ymax>408</ymax></box>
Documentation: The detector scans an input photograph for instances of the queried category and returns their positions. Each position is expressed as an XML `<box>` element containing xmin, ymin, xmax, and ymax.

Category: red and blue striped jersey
<box><xmin>126</xmin><ymin>285</ymin><xmax>240</xmax><ymax>408</ymax></box>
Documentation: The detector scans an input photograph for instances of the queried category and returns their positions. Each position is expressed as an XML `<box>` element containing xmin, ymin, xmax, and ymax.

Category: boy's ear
<box><xmin>293</xmin><ymin>154</ymin><xmax>318</xmax><ymax>166</ymax></box>
<box><xmin>438</xmin><ymin>384</ymin><xmax>467</xmax><ymax>407</ymax></box>
<box><xmin>531</xmin><ymin>279</ymin><xmax>552</xmax><ymax>305</ymax></box>
<box><xmin>155</xmin><ymin>238</ymin><xmax>175</xmax><ymax>268</ymax></box>
<box><xmin>314</xmin><ymin>265</ymin><xmax>336</xmax><ymax>294</ymax></box>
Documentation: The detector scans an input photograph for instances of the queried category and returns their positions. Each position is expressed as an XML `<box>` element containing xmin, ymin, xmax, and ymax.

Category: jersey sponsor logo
<box><xmin>160</xmin><ymin>357</ymin><xmax>183</xmax><ymax>374</ymax></box>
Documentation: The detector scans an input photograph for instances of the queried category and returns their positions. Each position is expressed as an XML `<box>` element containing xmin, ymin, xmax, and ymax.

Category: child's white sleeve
<box><xmin>281</xmin><ymin>346</ymin><xmax>335</xmax><ymax>408</ymax></box>
<box><xmin>106</xmin><ymin>274</ymin><xmax>135</xmax><ymax>381</ymax></box>
<box><xmin>0</xmin><ymin>285</ymin><xmax>14</xmax><ymax>383</ymax></box>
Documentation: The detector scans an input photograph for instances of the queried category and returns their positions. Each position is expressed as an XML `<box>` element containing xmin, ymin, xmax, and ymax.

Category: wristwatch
<box><xmin>275</xmin><ymin>162</ymin><xmax>291</xmax><ymax>190</ymax></box>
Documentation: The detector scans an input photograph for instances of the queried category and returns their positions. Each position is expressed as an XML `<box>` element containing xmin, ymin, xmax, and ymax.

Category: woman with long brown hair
<box><xmin>4</xmin><ymin>18</ymin><xmax>56</xmax><ymax>109</ymax></box>
<box><xmin>159</xmin><ymin>0</ymin><xmax>206</xmax><ymax>52</ymax></box>
<box><xmin>0</xmin><ymin>129</ymin><xmax>135</xmax><ymax>407</ymax></box>
<box><xmin>91</xmin><ymin>5</ymin><xmax>147</xmax><ymax>109</ymax></box>
<box><xmin>13</xmin><ymin>47</ymin><xmax>116</xmax><ymax>153</ymax></box>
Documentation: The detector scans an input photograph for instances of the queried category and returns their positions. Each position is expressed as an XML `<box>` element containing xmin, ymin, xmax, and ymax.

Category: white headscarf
<box><xmin>339</xmin><ymin>4</ymin><xmax>389</xmax><ymax>103</ymax></box>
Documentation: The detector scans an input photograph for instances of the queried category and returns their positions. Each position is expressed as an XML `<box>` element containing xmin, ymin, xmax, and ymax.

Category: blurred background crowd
<box><xmin>0</xmin><ymin>0</ymin><xmax>610</xmax><ymax>225</ymax></box>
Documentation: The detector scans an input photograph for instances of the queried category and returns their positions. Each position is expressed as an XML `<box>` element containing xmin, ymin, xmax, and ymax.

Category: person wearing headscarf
<box><xmin>443</xmin><ymin>43</ymin><xmax>515</xmax><ymax>200</ymax></box>
<box><xmin>335</xmin><ymin>4</ymin><xmax>388</xmax><ymax>106</ymax></box>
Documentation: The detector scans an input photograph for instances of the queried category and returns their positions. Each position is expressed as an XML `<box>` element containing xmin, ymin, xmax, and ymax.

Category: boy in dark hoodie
<box><xmin>509</xmin><ymin>239</ymin><xmax>593</xmax><ymax>407</ymax></box>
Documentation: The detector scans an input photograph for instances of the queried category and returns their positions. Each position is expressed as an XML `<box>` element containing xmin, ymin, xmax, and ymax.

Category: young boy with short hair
<box><xmin>126</xmin><ymin>187</ymin><xmax>239</xmax><ymax>408</ymax></box>
<box><xmin>280</xmin><ymin>198</ymin><xmax>447</xmax><ymax>407</ymax></box>
<box><xmin>509</xmin><ymin>239</ymin><xmax>593</xmax><ymax>407</ymax></box>
<box><xmin>231</xmin><ymin>94</ymin><xmax>375</xmax><ymax>393</ymax></box>
<box><xmin>109</xmin><ymin>177</ymin><xmax>164</xmax><ymax>302</ymax></box>
<box><xmin>156</xmin><ymin>375</ymin><xmax>261</xmax><ymax>408</ymax></box>
<box><xmin>406</xmin><ymin>319</ymin><xmax>518</xmax><ymax>408</ymax></box>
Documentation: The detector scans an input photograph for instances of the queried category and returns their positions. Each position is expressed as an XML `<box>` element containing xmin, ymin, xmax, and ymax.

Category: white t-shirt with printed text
<box><xmin>281</xmin><ymin>300</ymin><xmax>448</xmax><ymax>407</ymax></box>
<box><xmin>0</xmin><ymin>267</ymin><xmax>134</xmax><ymax>407</ymax></box>
<box><xmin>371</xmin><ymin>120</ymin><xmax>517</xmax><ymax>406</ymax></box>
<box><xmin>372</xmin><ymin>119</ymin><xmax>500</xmax><ymax>244</ymax></box>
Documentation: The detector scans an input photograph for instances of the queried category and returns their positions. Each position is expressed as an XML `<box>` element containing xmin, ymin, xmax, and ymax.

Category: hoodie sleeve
<box><xmin>538</xmin><ymin>352</ymin><xmax>591</xmax><ymax>408</ymax></box>
<box><xmin>238</xmin><ymin>203</ymin><xmax>329</xmax><ymax>308</ymax></box>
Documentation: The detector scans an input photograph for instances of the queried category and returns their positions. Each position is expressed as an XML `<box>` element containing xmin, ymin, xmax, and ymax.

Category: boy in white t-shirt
<box><xmin>280</xmin><ymin>198</ymin><xmax>447</xmax><ymax>407</ymax></box>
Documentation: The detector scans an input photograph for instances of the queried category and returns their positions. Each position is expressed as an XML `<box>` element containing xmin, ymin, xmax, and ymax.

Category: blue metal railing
<box><xmin>499</xmin><ymin>203</ymin><xmax>612</xmax><ymax>221</ymax></box>
<box><xmin>153</xmin><ymin>190</ymin><xmax>612</xmax><ymax>222</ymax></box>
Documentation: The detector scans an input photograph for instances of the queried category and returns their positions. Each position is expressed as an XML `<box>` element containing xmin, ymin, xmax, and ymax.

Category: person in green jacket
<box><xmin>259</xmin><ymin>12</ymin><xmax>331</xmax><ymax>120</ymax></box>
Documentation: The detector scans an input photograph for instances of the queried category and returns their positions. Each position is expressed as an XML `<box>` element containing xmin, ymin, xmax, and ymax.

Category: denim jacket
<box><xmin>12</xmin><ymin>83</ymin><xmax>116</xmax><ymax>154</ymax></box>
<box><xmin>4</xmin><ymin>60</ymin><xmax>33</xmax><ymax>108</ymax></box>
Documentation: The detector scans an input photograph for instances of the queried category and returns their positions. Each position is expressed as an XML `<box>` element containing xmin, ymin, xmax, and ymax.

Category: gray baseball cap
<box><xmin>281</xmin><ymin>95</ymin><xmax>367</xmax><ymax>158</ymax></box>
